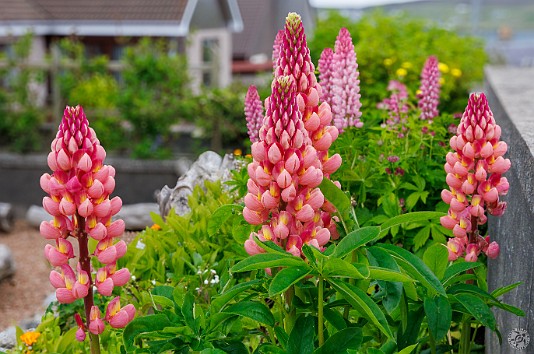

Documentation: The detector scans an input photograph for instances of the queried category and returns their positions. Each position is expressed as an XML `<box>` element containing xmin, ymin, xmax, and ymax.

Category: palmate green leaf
<box><xmin>332</xmin><ymin>226</ymin><xmax>381</xmax><ymax>258</ymax></box>
<box><xmin>372</xmin><ymin>244</ymin><xmax>446</xmax><ymax>296</ymax></box>
<box><xmin>329</xmin><ymin>278</ymin><xmax>394</xmax><ymax>339</ymax></box>
<box><xmin>378</xmin><ymin>211</ymin><xmax>445</xmax><ymax>237</ymax></box>
<box><xmin>423</xmin><ymin>243</ymin><xmax>449</xmax><ymax>280</ymax></box>
<box><xmin>123</xmin><ymin>314</ymin><xmax>174</xmax><ymax>352</ymax></box>
<box><xmin>314</xmin><ymin>327</ymin><xmax>363</xmax><ymax>354</ymax></box>
<box><xmin>323</xmin><ymin>308</ymin><xmax>347</xmax><ymax>330</ymax></box>
<box><xmin>319</xmin><ymin>178</ymin><xmax>352</xmax><ymax>215</ymax></box>
<box><xmin>231</xmin><ymin>253</ymin><xmax>306</xmax><ymax>273</ymax></box>
<box><xmin>269</xmin><ymin>266</ymin><xmax>312</xmax><ymax>296</ymax></box>
<box><xmin>441</xmin><ymin>261</ymin><xmax>483</xmax><ymax>285</ymax></box>
<box><xmin>413</xmin><ymin>225</ymin><xmax>430</xmax><ymax>250</ymax></box>
<box><xmin>368</xmin><ymin>267</ymin><xmax>413</xmax><ymax>283</ymax></box>
<box><xmin>367</xmin><ymin>247</ymin><xmax>403</xmax><ymax>315</ymax></box>
<box><xmin>210</xmin><ymin>279</ymin><xmax>262</xmax><ymax>313</ymax></box>
<box><xmin>453</xmin><ymin>293</ymin><xmax>496</xmax><ymax>331</ymax></box>
<box><xmin>222</xmin><ymin>301</ymin><xmax>275</xmax><ymax>327</ymax></box>
<box><xmin>424</xmin><ymin>295</ymin><xmax>452</xmax><ymax>341</ymax></box>
<box><xmin>447</xmin><ymin>284</ymin><xmax>525</xmax><ymax>317</ymax></box>
<box><xmin>287</xmin><ymin>315</ymin><xmax>315</xmax><ymax>354</ymax></box>
<box><xmin>323</xmin><ymin>258</ymin><xmax>369</xmax><ymax>279</ymax></box>
<box><xmin>182</xmin><ymin>292</ymin><xmax>200</xmax><ymax>335</ymax></box>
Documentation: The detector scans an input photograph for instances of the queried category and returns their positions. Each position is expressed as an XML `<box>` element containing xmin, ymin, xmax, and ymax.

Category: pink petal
<box><xmin>111</xmin><ymin>268</ymin><xmax>131</xmax><ymax>287</ymax></box>
<box><xmin>49</xmin><ymin>270</ymin><xmax>66</xmax><ymax>288</ymax></box>
<box><xmin>97</xmin><ymin>246</ymin><xmax>118</xmax><ymax>264</ymax></box>
<box><xmin>97</xmin><ymin>278</ymin><xmax>114</xmax><ymax>296</ymax></box>
<box><xmin>109</xmin><ymin>310</ymin><xmax>130</xmax><ymax>328</ymax></box>
<box><xmin>89</xmin><ymin>318</ymin><xmax>105</xmax><ymax>335</ymax></box>
<box><xmin>107</xmin><ymin>219</ymin><xmax>125</xmax><ymax>238</ymax></box>
<box><xmin>88</xmin><ymin>179</ymin><xmax>105</xmax><ymax>199</ymax></box>
<box><xmin>56</xmin><ymin>288</ymin><xmax>76</xmax><ymax>304</ymax></box>
<box><xmin>40</xmin><ymin>221</ymin><xmax>61</xmax><ymax>239</ymax></box>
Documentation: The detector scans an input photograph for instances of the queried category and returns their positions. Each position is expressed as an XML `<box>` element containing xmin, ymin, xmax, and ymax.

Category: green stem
<box><xmin>284</xmin><ymin>285</ymin><xmax>296</xmax><ymax>334</ymax></box>
<box><xmin>318</xmin><ymin>277</ymin><xmax>325</xmax><ymax>347</ymax></box>
<box><xmin>428</xmin><ymin>331</ymin><xmax>437</xmax><ymax>354</ymax></box>
<box><xmin>459</xmin><ymin>318</ymin><xmax>471</xmax><ymax>354</ymax></box>
<box><xmin>78</xmin><ymin>217</ymin><xmax>101</xmax><ymax>354</ymax></box>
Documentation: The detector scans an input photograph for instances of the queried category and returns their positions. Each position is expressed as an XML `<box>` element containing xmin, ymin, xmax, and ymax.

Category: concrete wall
<box><xmin>0</xmin><ymin>153</ymin><xmax>187</xmax><ymax>218</ymax></box>
<box><xmin>485</xmin><ymin>66</ymin><xmax>534</xmax><ymax>353</ymax></box>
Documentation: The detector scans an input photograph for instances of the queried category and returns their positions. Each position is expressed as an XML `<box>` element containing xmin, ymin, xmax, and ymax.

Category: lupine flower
<box><xmin>245</xmin><ymin>85</ymin><xmax>264</xmax><ymax>143</ymax></box>
<box><xmin>318</xmin><ymin>48</ymin><xmax>334</xmax><ymax>104</ymax></box>
<box><xmin>418</xmin><ymin>56</ymin><xmax>441</xmax><ymax>121</ymax></box>
<box><xmin>105</xmin><ymin>296</ymin><xmax>136</xmax><ymax>328</ymax></box>
<box><xmin>40</xmin><ymin>105</ymin><xmax>134</xmax><ymax>344</ymax></box>
<box><xmin>440</xmin><ymin>93</ymin><xmax>510</xmax><ymax>261</ymax></box>
<box><xmin>377</xmin><ymin>80</ymin><xmax>409</xmax><ymax>126</ymax></box>
<box><xmin>330</xmin><ymin>28</ymin><xmax>363</xmax><ymax>131</ymax></box>
<box><xmin>74</xmin><ymin>313</ymin><xmax>86</xmax><ymax>341</ymax></box>
<box><xmin>272</xmin><ymin>29</ymin><xmax>284</xmax><ymax>71</ymax></box>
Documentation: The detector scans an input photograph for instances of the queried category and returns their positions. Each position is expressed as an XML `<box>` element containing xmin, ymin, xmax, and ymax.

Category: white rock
<box><xmin>0</xmin><ymin>244</ymin><xmax>15</xmax><ymax>282</ymax></box>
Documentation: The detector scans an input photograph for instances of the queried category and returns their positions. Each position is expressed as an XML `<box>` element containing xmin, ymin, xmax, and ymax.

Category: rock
<box><xmin>0</xmin><ymin>326</ymin><xmax>15</xmax><ymax>350</ymax></box>
<box><xmin>0</xmin><ymin>244</ymin><xmax>15</xmax><ymax>282</ymax></box>
<box><xmin>156</xmin><ymin>151</ymin><xmax>237</xmax><ymax>217</ymax></box>
<box><xmin>25</xmin><ymin>205</ymin><xmax>49</xmax><ymax>229</ymax></box>
<box><xmin>116</xmin><ymin>203</ymin><xmax>160</xmax><ymax>231</ymax></box>
<box><xmin>0</xmin><ymin>203</ymin><xmax>14</xmax><ymax>233</ymax></box>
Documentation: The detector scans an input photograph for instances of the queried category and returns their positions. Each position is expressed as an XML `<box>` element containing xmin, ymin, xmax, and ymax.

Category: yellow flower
<box><xmin>233</xmin><ymin>148</ymin><xmax>242</xmax><ymax>156</ymax></box>
<box><xmin>150</xmin><ymin>224</ymin><xmax>161</xmax><ymax>231</ymax></box>
<box><xmin>439</xmin><ymin>77</ymin><xmax>445</xmax><ymax>85</ymax></box>
<box><xmin>383</xmin><ymin>58</ymin><xmax>394</xmax><ymax>66</ymax></box>
<box><xmin>396</xmin><ymin>68</ymin><xmax>407</xmax><ymax>77</ymax></box>
<box><xmin>245</xmin><ymin>153</ymin><xmax>252</xmax><ymax>159</ymax></box>
<box><xmin>451</xmin><ymin>68</ymin><xmax>462</xmax><ymax>77</ymax></box>
<box><xmin>416</xmin><ymin>89</ymin><xmax>422</xmax><ymax>96</ymax></box>
<box><xmin>438</xmin><ymin>62</ymin><xmax>450</xmax><ymax>73</ymax></box>
<box><xmin>401</xmin><ymin>61</ymin><xmax>412</xmax><ymax>69</ymax></box>
<box><xmin>20</xmin><ymin>331</ymin><xmax>40</xmax><ymax>346</ymax></box>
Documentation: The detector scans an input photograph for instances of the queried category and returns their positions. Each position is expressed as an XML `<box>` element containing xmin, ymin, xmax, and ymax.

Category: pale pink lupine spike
<box><xmin>441</xmin><ymin>93</ymin><xmax>509</xmax><ymax>261</ymax></box>
<box><xmin>318</xmin><ymin>48</ymin><xmax>334</xmax><ymax>104</ymax></box>
<box><xmin>245</xmin><ymin>85</ymin><xmax>264</xmax><ymax>143</ymax></box>
<box><xmin>331</xmin><ymin>28</ymin><xmax>362</xmax><ymax>132</ymax></box>
<box><xmin>418</xmin><ymin>55</ymin><xmax>441</xmax><ymax>121</ymax></box>
<box><xmin>272</xmin><ymin>29</ymin><xmax>284</xmax><ymax>71</ymax></box>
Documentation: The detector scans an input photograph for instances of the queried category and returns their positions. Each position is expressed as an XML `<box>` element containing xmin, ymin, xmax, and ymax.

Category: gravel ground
<box><xmin>0</xmin><ymin>220</ymin><xmax>54</xmax><ymax>331</ymax></box>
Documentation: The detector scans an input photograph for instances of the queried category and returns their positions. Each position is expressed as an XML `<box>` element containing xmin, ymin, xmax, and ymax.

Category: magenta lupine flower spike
<box><xmin>245</xmin><ymin>85</ymin><xmax>264</xmax><ymax>143</ymax></box>
<box><xmin>40</xmin><ymin>105</ymin><xmax>135</xmax><ymax>347</ymax></box>
<box><xmin>331</xmin><ymin>28</ymin><xmax>363</xmax><ymax>131</ymax></box>
<box><xmin>318</xmin><ymin>48</ymin><xmax>334</xmax><ymax>105</ymax></box>
<box><xmin>272</xmin><ymin>29</ymin><xmax>284</xmax><ymax>71</ymax></box>
<box><xmin>377</xmin><ymin>80</ymin><xmax>409</xmax><ymax>127</ymax></box>
<box><xmin>243</xmin><ymin>75</ymin><xmax>337</xmax><ymax>257</ymax></box>
<box><xmin>440</xmin><ymin>93</ymin><xmax>510</xmax><ymax>262</ymax></box>
<box><xmin>418</xmin><ymin>55</ymin><xmax>441</xmax><ymax>121</ymax></box>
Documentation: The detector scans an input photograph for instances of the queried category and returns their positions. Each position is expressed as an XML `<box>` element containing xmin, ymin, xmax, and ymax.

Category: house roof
<box><xmin>0</xmin><ymin>0</ymin><xmax>242</xmax><ymax>37</ymax></box>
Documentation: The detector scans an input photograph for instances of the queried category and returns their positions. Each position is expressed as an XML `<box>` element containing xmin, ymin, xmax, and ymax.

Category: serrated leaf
<box><xmin>231</xmin><ymin>253</ymin><xmax>306</xmax><ymax>273</ymax></box>
<box><xmin>423</xmin><ymin>243</ymin><xmax>448</xmax><ymax>279</ymax></box>
<box><xmin>424</xmin><ymin>295</ymin><xmax>452</xmax><ymax>341</ymax></box>
<box><xmin>333</xmin><ymin>226</ymin><xmax>381</xmax><ymax>258</ymax></box>
<box><xmin>330</xmin><ymin>279</ymin><xmax>394</xmax><ymax>339</ymax></box>
<box><xmin>269</xmin><ymin>266</ymin><xmax>311</xmax><ymax>296</ymax></box>
<box><xmin>223</xmin><ymin>301</ymin><xmax>275</xmax><ymax>327</ymax></box>
<box><xmin>208</xmin><ymin>204</ymin><xmax>242</xmax><ymax>236</ymax></box>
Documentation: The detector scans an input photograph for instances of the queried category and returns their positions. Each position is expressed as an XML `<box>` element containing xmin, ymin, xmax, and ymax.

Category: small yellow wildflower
<box><xmin>416</xmin><ymin>89</ymin><xmax>422</xmax><ymax>96</ymax></box>
<box><xmin>396</xmin><ymin>68</ymin><xmax>407</xmax><ymax>77</ymax></box>
<box><xmin>383</xmin><ymin>58</ymin><xmax>394</xmax><ymax>66</ymax></box>
<box><xmin>451</xmin><ymin>68</ymin><xmax>462</xmax><ymax>77</ymax></box>
<box><xmin>439</xmin><ymin>77</ymin><xmax>445</xmax><ymax>85</ymax></box>
<box><xmin>150</xmin><ymin>224</ymin><xmax>161</xmax><ymax>231</ymax></box>
<box><xmin>20</xmin><ymin>331</ymin><xmax>40</xmax><ymax>346</ymax></box>
<box><xmin>245</xmin><ymin>153</ymin><xmax>252</xmax><ymax>159</ymax></box>
<box><xmin>401</xmin><ymin>61</ymin><xmax>412</xmax><ymax>69</ymax></box>
<box><xmin>233</xmin><ymin>148</ymin><xmax>242</xmax><ymax>156</ymax></box>
<box><xmin>438</xmin><ymin>62</ymin><xmax>450</xmax><ymax>73</ymax></box>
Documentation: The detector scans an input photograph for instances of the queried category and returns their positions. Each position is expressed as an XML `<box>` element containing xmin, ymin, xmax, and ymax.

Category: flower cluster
<box><xmin>245</xmin><ymin>85</ymin><xmax>264</xmax><ymax>143</ymax></box>
<box><xmin>440</xmin><ymin>93</ymin><xmax>510</xmax><ymax>261</ymax></box>
<box><xmin>330</xmin><ymin>28</ymin><xmax>363</xmax><ymax>131</ymax></box>
<box><xmin>272</xmin><ymin>29</ymin><xmax>284</xmax><ymax>72</ymax></box>
<box><xmin>377</xmin><ymin>80</ymin><xmax>409</xmax><ymax>127</ymax></box>
<box><xmin>40</xmin><ymin>106</ymin><xmax>134</xmax><ymax>340</ymax></box>
<box><xmin>318</xmin><ymin>48</ymin><xmax>334</xmax><ymax>105</ymax></box>
<box><xmin>418</xmin><ymin>55</ymin><xmax>441</xmax><ymax>121</ymax></box>
<box><xmin>243</xmin><ymin>13</ymin><xmax>341</xmax><ymax>258</ymax></box>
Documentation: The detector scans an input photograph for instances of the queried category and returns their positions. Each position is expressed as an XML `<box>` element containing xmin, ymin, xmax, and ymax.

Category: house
<box><xmin>0</xmin><ymin>0</ymin><xmax>243</xmax><ymax>92</ymax></box>
<box><xmin>232</xmin><ymin>0</ymin><xmax>316</xmax><ymax>85</ymax></box>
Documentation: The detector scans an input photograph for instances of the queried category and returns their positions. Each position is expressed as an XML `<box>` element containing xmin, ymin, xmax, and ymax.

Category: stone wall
<box><xmin>0</xmin><ymin>153</ymin><xmax>191</xmax><ymax>217</ymax></box>
<box><xmin>485</xmin><ymin>66</ymin><xmax>534</xmax><ymax>353</ymax></box>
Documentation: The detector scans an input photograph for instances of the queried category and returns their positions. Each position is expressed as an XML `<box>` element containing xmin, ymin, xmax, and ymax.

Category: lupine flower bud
<box><xmin>418</xmin><ymin>56</ymin><xmax>441</xmax><ymax>121</ymax></box>
<box><xmin>440</xmin><ymin>93</ymin><xmax>510</xmax><ymax>261</ymax></box>
<box><xmin>245</xmin><ymin>85</ymin><xmax>264</xmax><ymax>143</ymax></box>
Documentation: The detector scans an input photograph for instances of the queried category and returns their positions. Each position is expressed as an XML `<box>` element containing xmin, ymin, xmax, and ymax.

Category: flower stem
<box><xmin>78</xmin><ymin>217</ymin><xmax>101</xmax><ymax>354</ymax></box>
<box><xmin>284</xmin><ymin>285</ymin><xmax>296</xmax><ymax>334</ymax></box>
<box><xmin>318</xmin><ymin>277</ymin><xmax>325</xmax><ymax>347</ymax></box>
<box><xmin>459</xmin><ymin>318</ymin><xmax>471</xmax><ymax>354</ymax></box>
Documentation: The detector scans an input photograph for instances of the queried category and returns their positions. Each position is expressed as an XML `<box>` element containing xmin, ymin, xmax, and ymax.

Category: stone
<box><xmin>156</xmin><ymin>151</ymin><xmax>237</xmax><ymax>217</ymax></box>
<box><xmin>0</xmin><ymin>326</ymin><xmax>16</xmax><ymax>351</ymax></box>
<box><xmin>116</xmin><ymin>203</ymin><xmax>160</xmax><ymax>231</ymax></box>
<box><xmin>25</xmin><ymin>205</ymin><xmax>49</xmax><ymax>229</ymax></box>
<box><xmin>0</xmin><ymin>244</ymin><xmax>15</xmax><ymax>282</ymax></box>
<box><xmin>0</xmin><ymin>203</ymin><xmax>14</xmax><ymax>233</ymax></box>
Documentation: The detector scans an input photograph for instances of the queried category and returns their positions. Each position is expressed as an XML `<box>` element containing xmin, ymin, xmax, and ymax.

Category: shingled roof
<box><xmin>0</xmin><ymin>0</ymin><xmax>242</xmax><ymax>37</ymax></box>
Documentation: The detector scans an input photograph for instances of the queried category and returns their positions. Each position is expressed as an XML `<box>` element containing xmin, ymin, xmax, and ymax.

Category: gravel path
<box><xmin>0</xmin><ymin>220</ymin><xmax>54</xmax><ymax>331</ymax></box>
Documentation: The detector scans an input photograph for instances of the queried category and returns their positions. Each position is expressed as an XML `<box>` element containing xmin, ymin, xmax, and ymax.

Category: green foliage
<box><xmin>309</xmin><ymin>10</ymin><xmax>487</xmax><ymax>113</ymax></box>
